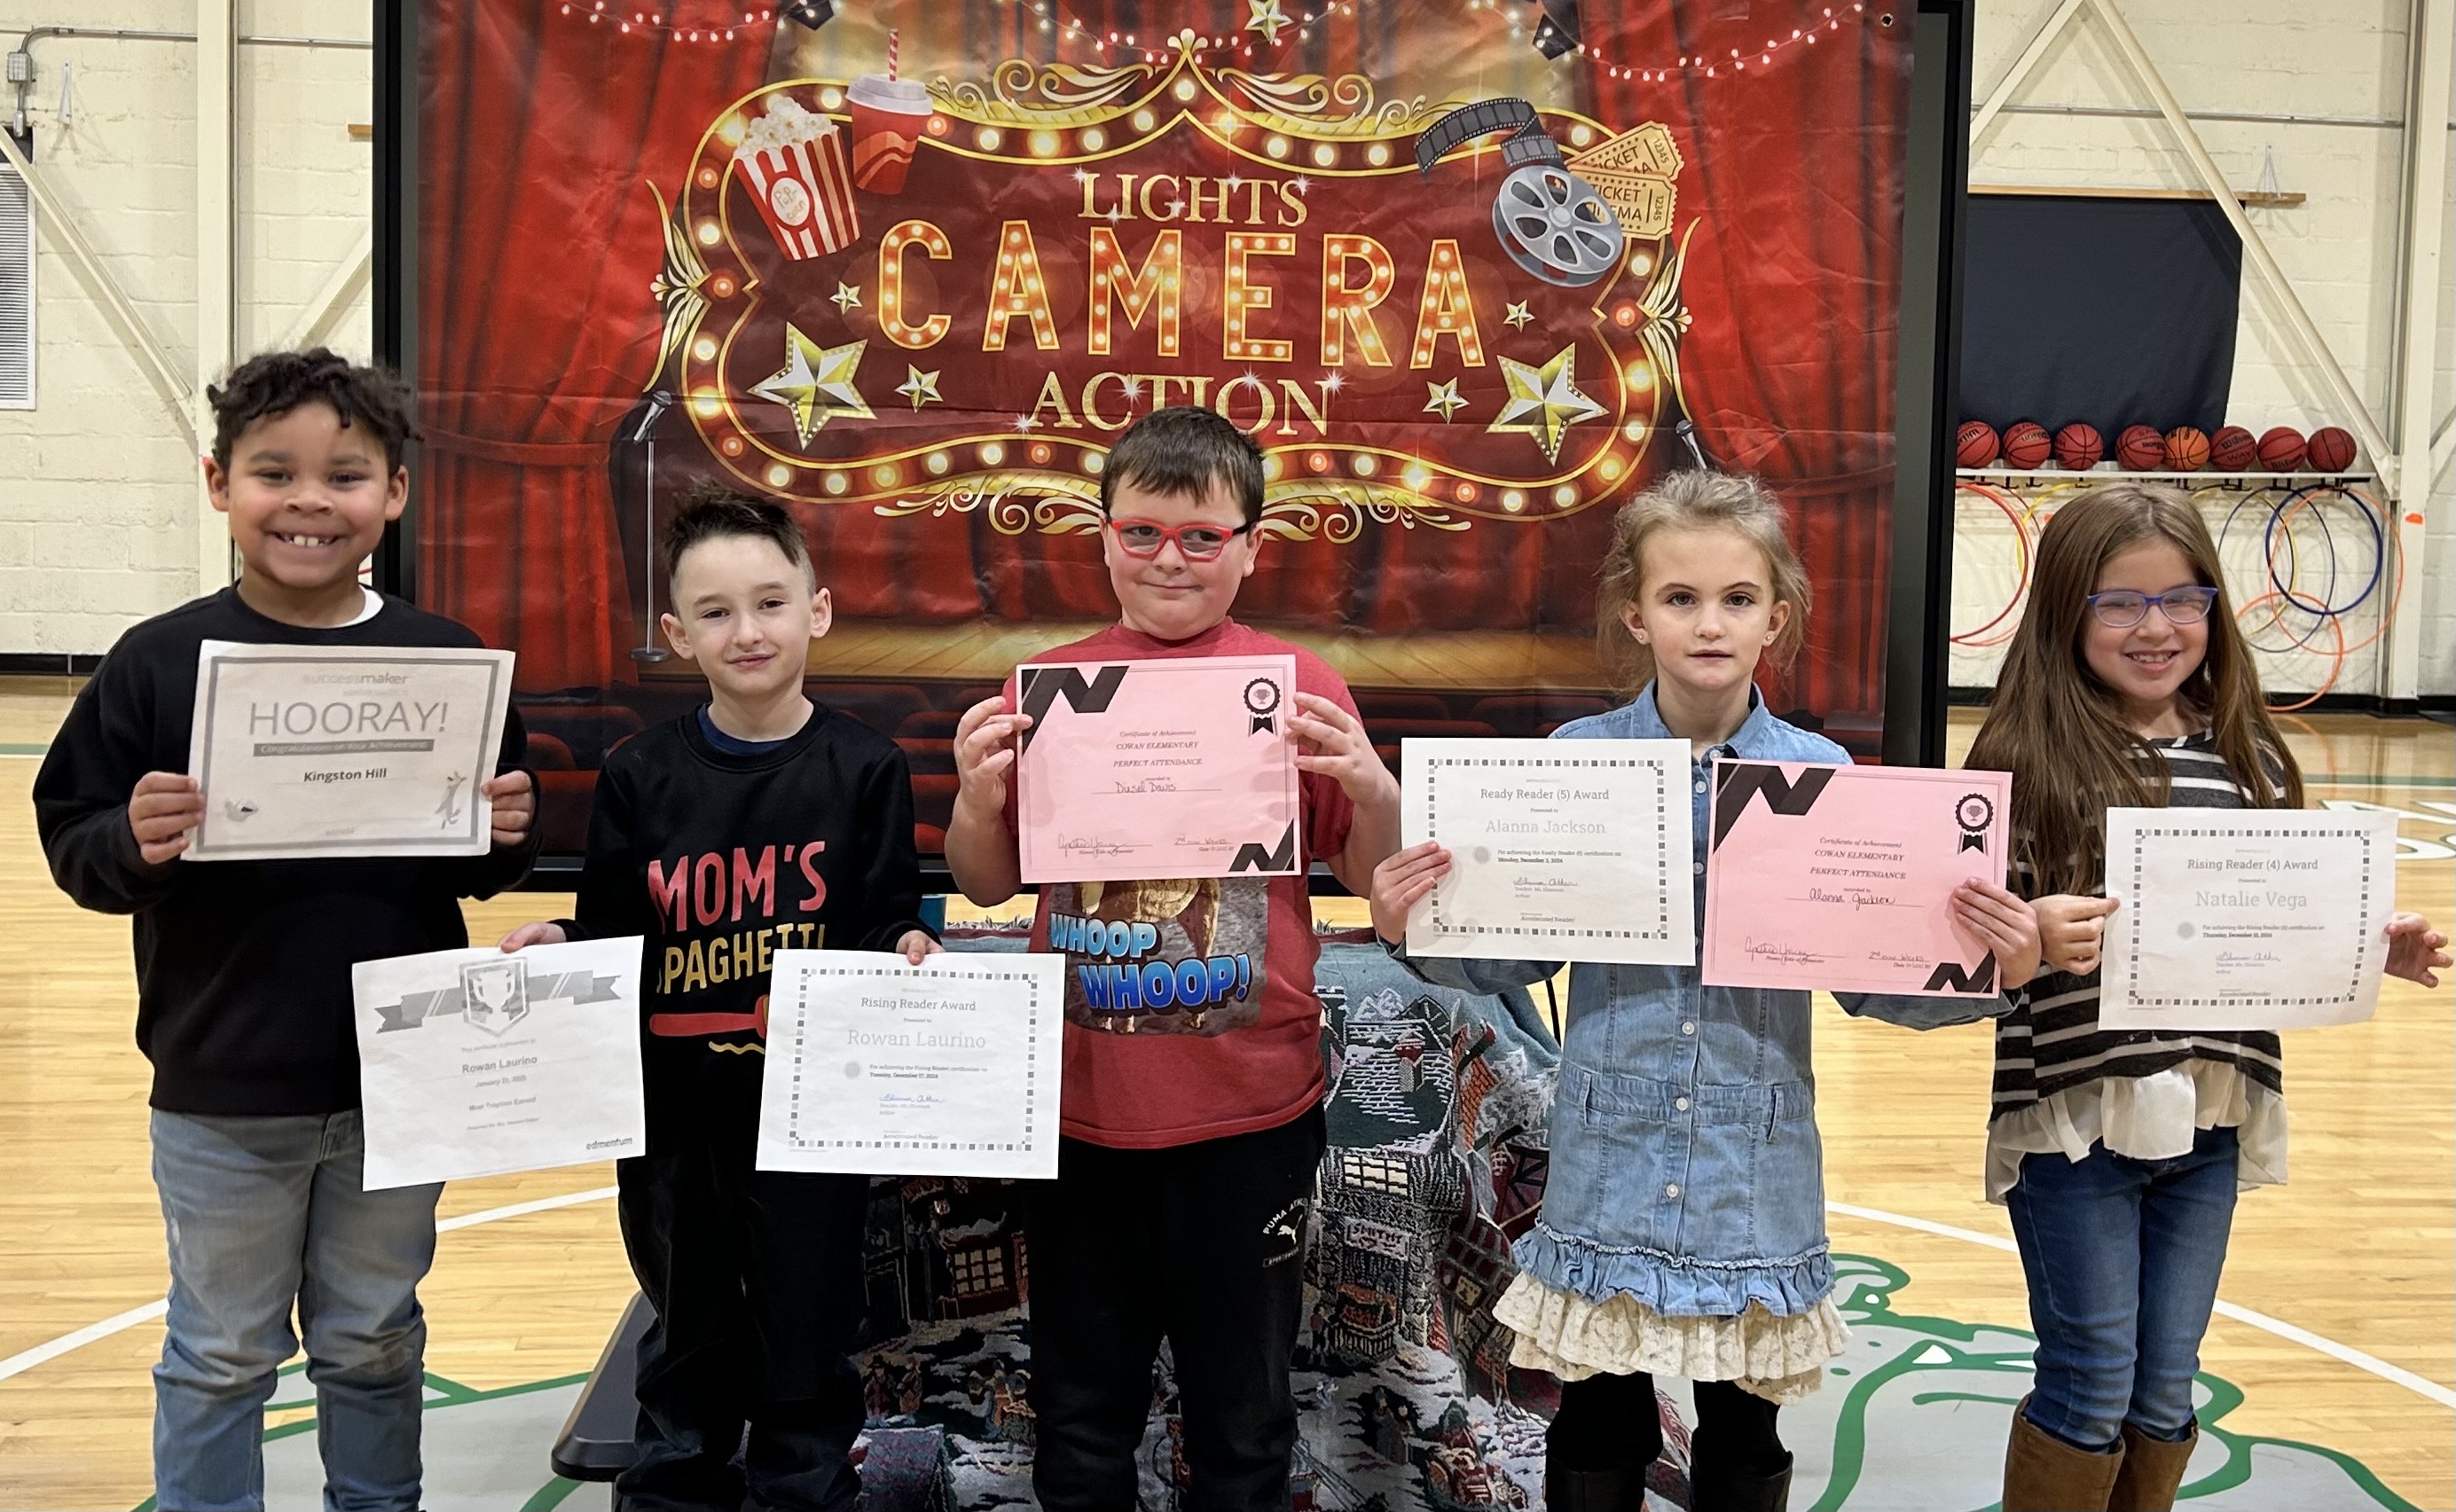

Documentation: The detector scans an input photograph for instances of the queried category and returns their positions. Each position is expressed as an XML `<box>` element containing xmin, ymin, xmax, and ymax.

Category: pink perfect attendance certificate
<box><xmin>1014</xmin><ymin>654</ymin><xmax>1304</xmax><ymax>884</ymax></box>
<box><xmin>1701</xmin><ymin>761</ymin><xmax>2013</xmax><ymax>998</ymax></box>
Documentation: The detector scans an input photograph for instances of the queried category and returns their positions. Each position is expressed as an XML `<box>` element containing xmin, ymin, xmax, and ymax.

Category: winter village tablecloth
<box><xmin>837</xmin><ymin>932</ymin><xmax>1700</xmax><ymax>1512</ymax></box>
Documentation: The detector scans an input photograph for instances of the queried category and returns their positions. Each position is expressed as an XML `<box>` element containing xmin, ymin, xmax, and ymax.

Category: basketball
<box><xmin>2162</xmin><ymin>426</ymin><xmax>2210</xmax><ymax>472</ymax></box>
<box><xmin>2256</xmin><ymin>426</ymin><xmax>2306</xmax><ymax>470</ymax></box>
<box><xmin>2116</xmin><ymin>424</ymin><xmax>2166</xmax><ymax>471</ymax></box>
<box><xmin>2209</xmin><ymin>424</ymin><xmax>2258</xmax><ymax>472</ymax></box>
<box><xmin>2307</xmin><ymin>425</ymin><xmax>2357</xmax><ymax>473</ymax></box>
<box><xmin>2052</xmin><ymin>422</ymin><xmax>2103</xmax><ymax>470</ymax></box>
<box><xmin>2001</xmin><ymin>419</ymin><xmax>2052</xmax><ymax>469</ymax></box>
<box><xmin>1956</xmin><ymin>420</ymin><xmax>2000</xmax><ymax>468</ymax></box>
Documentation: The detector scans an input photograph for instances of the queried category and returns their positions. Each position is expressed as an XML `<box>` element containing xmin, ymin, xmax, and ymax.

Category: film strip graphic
<box><xmin>1415</xmin><ymin>98</ymin><xmax>1624</xmax><ymax>287</ymax></box>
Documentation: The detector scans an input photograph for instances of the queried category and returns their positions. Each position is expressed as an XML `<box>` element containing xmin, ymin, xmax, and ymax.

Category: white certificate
<box><xmin>1402</xmin><ymin>737</ymin><xmax>1695</xmax><ymax>964</ymax></box>
<box><xmin>757</xmin><ymin>950</ymin><xmax>1064</xmax><ymax>1179</ymax></box>
<box><xmin>185</xmin><ymin>640</ymin><xmax>516</xmax><ymax>860</ymax></box>
<box><xmin>2099</xmin><ymin>807</ymin><xmax>2398</xmax><ymax>1030</ymax></box>
<box><xmin>350</xmin><ymin>936</ymin><xmax>647</xmax><ymax>1190</ymax></box>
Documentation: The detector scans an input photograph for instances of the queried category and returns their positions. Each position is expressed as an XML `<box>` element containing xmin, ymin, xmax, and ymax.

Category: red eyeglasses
<box><xmin>1106</xmin><ymin>518</ymin><xmax>1252</xmax><ymax>561</ymax></box>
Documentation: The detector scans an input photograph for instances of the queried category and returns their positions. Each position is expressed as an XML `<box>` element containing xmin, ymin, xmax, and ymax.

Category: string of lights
<box><xmin>548</xmin><ymin>0</ymin><xmax>1878</xmax><ymax>85</ymax></box>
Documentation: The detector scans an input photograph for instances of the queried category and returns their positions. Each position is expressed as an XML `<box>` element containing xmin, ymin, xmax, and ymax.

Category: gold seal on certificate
<box><xmin>1402</xmin><ymin>736</ymin><xmax>1695</xmax><ymax>964</ymax></box>
<box><xmin>2099</xmin><ymin>807</ymin><xmax>2400</xmax><ymax>1030</ymax></box>
<box><xmin>756</xmin><ymin>951</ymin><xmax>1066</xmax><ymax>1179</ymax></box>
<box><xmin>184</xmin><ymin>640</ymin><xmax>516</xmax><ymax>860</ymax></box>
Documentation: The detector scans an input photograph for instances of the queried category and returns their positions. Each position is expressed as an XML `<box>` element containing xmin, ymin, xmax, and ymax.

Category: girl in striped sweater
<box><xmin>1966</xmin><ymin>483</ymin><xmax>2448</xmax><ymax>1512</ymax></box>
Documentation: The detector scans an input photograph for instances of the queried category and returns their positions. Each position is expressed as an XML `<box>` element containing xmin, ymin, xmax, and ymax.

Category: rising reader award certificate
<box><xmin>756</xmin><ymin>951</ymin><xmax>1065</xmax><ymax>1179</ymax></box>
<box><xmin>184</xmin><ymin>640</ymin><xmax>516</xmax><ymax>860</ymax></box>
<box><xmin>1401</xmin><ymin>737</ymin><xmax>1694</xmax><ymax>964</ymax></box>
<box><xmin>1701</xmin><ymin>762</ymin><xmax>2013</xmax><ymax>997</ymax></box>
<box><xmin>351</xmin><ymin>936</ymin><xmax>647</xmax><ymax>1190</ymax></box>
<box><xmin>2099</xmin><ymin>807</ymin><xmax>2398</xmax><ymax>1030</ymax></box>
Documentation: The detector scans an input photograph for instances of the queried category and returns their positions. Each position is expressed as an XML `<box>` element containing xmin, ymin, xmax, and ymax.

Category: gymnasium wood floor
<box><xmin>0</xmin><ymin>680</ymin><xmax>2448</xmax><ymax>1508</ymax></box>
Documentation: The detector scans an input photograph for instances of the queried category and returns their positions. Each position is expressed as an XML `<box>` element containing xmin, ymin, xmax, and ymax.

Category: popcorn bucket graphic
<box><xmin>732</xmin><ymin>96</ymin><xmax>859</xmax><ymax>261</ymax></box>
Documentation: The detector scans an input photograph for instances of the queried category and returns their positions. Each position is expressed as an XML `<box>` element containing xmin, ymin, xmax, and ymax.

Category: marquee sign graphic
<box><xmin>649</xmin><ymin>30</ymin><xmax>1690</xmax><ymax>545</ymax></box>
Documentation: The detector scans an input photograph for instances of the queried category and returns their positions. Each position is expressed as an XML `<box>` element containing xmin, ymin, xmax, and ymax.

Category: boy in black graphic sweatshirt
<box><xmin>500</xmin><ymin>490</ymin><xmax>935</xmax><ymax>1512</ymax></box>
<box><xmin>35</xmin><ymin>349</ymin><xmax>538</xmax><ymax>1512</ymax></box>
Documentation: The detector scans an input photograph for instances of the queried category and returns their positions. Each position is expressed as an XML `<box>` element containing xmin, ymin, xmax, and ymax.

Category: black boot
<box><xmin>1544</xmin><ymin>1454</ymin><xmax>1652</xmax><ymax>1512</ymax></box>
<box><xmin>1689</xmin><ymin>1448</ymin><xmax>1794</xmax><ymax>1512</ymax></box>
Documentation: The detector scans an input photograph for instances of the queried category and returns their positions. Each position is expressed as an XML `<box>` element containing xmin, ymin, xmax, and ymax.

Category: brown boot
<box><xmin>2107</xmin><ymin>1422</ymin><xmax>2198</xmax><ymax>1511</ymax></box>
<box><xmin>2002</xmin><ymin>1398</ymin><xmax>2124</xmax><ymax>1512</ymax></box>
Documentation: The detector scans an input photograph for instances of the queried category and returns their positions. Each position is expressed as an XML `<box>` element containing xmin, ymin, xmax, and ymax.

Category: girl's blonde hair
<box><xmin>1965</xmin><ymin>482</ymin><xmax>2302</xmax><ymax>895</ymax></box>
<box><xmin>1595</xmin><ymin>470</ymin><xmax>1812</xmax><ymax>696</ymax></box>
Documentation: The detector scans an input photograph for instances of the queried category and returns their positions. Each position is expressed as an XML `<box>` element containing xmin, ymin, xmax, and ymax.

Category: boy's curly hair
<box><xmin>206</xmin><ymin>349</ymin><xmax>420</xmax><ymax>473</ymax></box>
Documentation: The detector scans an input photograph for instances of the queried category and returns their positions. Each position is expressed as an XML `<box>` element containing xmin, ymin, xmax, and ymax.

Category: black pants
<box><xmin>1550</xmin><ymin>1369</ymin><xmax>1786</xmax><ymax>1486</ymax></box>
<box><xmin>1024</xmin><ymin>1105</ymin><xmax>1327</xmax><ymax>1512</ymax></box>
<box><xmin>615</xmin><ymin>1141</ymin><xmax>869</xmax><ymax>1512</ymax></box>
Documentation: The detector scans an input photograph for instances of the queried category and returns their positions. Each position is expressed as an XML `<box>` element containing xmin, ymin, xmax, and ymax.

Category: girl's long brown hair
<box><xmin>1966</xmin><ymin>483</ymin><xmax>2302</xmax><ymax>895</ymax></box>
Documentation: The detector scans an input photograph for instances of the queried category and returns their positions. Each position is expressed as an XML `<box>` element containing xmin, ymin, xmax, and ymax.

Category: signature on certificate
<box><xmin>1744</xmin><ymin>937</ymin><xmax>1827</xmax><ymax>967</ymax></box>
<box><xmin>1058</xmin><ymin>837</ymin><xmax>1140</xmax><ymax>859</ymax></box>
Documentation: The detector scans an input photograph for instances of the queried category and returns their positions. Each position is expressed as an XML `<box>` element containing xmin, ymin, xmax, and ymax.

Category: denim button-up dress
<box><xmin>1396</xmin><ymin>685</ymin><xmax>2009</xmax><ymax>1321</ymax></box>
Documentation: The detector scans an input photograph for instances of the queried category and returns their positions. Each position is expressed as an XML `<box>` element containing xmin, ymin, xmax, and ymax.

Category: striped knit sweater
<box><xmin>1990</xmin><ymin>732</ymin><xmax>2287</xmax><ymax>1123</ymax></box>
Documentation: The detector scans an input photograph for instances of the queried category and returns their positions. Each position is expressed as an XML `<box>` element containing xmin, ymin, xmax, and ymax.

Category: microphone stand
<box><xmin>629</xmin><ymin>389</ymin><xmax>677</xmax><ymax>664</ymax></box>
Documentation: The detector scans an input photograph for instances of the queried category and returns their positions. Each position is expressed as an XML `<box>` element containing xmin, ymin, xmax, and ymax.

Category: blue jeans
<box><xmin>2005</xmin><ymin>1123</ymin><xmax>2239</xmax><ymax>1453</ymax></box>
<box><xmin>150</xmin><ymin>1109</ymin><xmax>442</xmax><ymax>1512</ymax></box>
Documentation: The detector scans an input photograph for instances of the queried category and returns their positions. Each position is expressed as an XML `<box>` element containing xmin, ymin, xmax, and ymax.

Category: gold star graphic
<box><xmin>1488</xmin><ymin>343</ymin><xmax>1605</xmax><ymax>463</ymax></box>
<box><xmin>751</xmin><ymin>325</ymin><xmax>872</xmax><ymax>447</ymax></box>
<box><xmin>830</xmin><ymin>280</ymin><xmax>863</xmax><ymax>314</ymax></box>
<box><xmin>1245</xmin><ymin>0</ymin><xmax>1292</xmax><ymax>43</ymax></box>
<box><xmin>1424</xmin><ymin>379</ymin><xmax>1468</xmax><ymax>423</ymax></box>
<box><xmin>1503</xmin><ymin>300</ymin><xmax>1534</xmax><ymax>331</ymax></box>
<box><xmin>896</xmin><ymin>365</ymin><xmax>943</xmax><ymax>411</ymax></box>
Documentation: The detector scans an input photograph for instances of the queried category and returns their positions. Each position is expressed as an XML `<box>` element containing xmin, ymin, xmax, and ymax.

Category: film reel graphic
<box><xmin>1416</xmin><ymin>98</ymin><xmax>1624</xmax><ymax>287</ymax></box>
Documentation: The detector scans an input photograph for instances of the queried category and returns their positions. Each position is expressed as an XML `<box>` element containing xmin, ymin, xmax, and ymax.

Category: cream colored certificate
<box><xmin>1402</xmin><ymin>737</ymin><xmax>1695</xmax><ymax>964</ymax></box>
<box><xmin>185</xmin><ymin>640</ymin><xmax>516</xmax><ymax>860</ymax></box>
<box><xmin>756</xmin><ymin>951</ymin><xmax>1065</xmax><ymax>1179</ymax></box>
<box><xmin>2099</xmin><ymin>807</ymin><xmax>2398</xmax><ymax>1030</ymax></box>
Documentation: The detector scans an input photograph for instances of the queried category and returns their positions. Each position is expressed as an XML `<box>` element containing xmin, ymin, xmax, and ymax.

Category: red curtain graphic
<box><xmin>418</xmin><ymin>1</ymin><xmax>1909</xmax><ymax>724</ymax></box>
<box><xmin>418</xmin><ymin>0</ymin><xmax>770</xmax><ymax>691</ymax></box>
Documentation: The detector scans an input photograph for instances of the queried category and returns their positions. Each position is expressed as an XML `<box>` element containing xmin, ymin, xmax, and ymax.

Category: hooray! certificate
<box><xmin>1701</xmin><ymin>762</ymin><xmax>2013</xmax><ymax>997</ymax></box>
<box><xmin>756</xmin><ymin>951</ymin><xmax>1065</xmax><ymax>1179</ymax></box>
<box><xmin>185</xmin><ymin>641</ymin><xmax>516</xmax><ymax>860</ymax></box>
<box><xmin>2099</xmin><ymin>807</ymin><xmax>2398</xmax><ymax>1030</ymax></box>
<box><xmin>1014</xmin><ymin>654</ymin><xmax>1304</xmax><ymax>884</ymax></box>
<box><xmin>1402</xmin><ymin>737</ymin><xmax>1694</xmax><ymax>964</ymax></box>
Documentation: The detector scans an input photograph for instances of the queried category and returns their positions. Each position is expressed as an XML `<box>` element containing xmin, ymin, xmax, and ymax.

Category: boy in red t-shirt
<box><xmin>946</xmin><ymin>406</ymin><xmax>1400</xmax><ymax>1511</ymax></box>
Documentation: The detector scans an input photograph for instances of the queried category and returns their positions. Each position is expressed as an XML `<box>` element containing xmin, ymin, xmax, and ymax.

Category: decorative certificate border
<box><xmin>773</xmin><ymin>960</ymin><xmax>1048</xmax><ymax>1156</ymax></box>
<box><xmin>2119</xmin><ymin>822</ymin><xmax>2379</xmax><ymax>1009</ymax></box>
<box><xmin>192</xmin><ymin>651</ymin><xmax>508</xmax><ymax>858</ymax></box>
<box><xmin>1420</xmin><ymin>754</ymin><xmax>1674</xmax><ymax>943</ymax></box>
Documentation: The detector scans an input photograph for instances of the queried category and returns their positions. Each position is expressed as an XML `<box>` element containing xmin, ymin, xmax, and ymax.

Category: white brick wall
<box><xmin>0</xmin><ymin>0</ymin><xmax>371</xmax><ymax>657</ymax></box>
<box><xmin>0</xmin><ymin>2</ymin><xmax>2444</xmax><ymax>696</ymax></box>
<box><xmin>1956</xmin><ymin>0</ymin><xmax>2456</xmax><ymax>699</ymax></box>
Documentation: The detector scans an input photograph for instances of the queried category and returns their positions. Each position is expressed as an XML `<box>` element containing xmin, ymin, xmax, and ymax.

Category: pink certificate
<box><xmin>1701</xmin><ymin>761</ymin><xmax>2013</xmax><ymax>998</ymax></box>
<box><xmin>1014</xmin><ymin>654</ymin><xmax>1304</xmax><ymax>884</ymax></box>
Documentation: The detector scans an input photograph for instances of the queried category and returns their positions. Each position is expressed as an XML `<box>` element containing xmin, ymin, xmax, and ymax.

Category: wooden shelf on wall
<box><xmin>1968</xmin><ymin>183</ymin><xmax>2305</xmax><ymax>209</ymax></box>
<box><xmin>1957</xmin><ymin>467</ymin><xmax>2374</xmax><ymax>487</ymax></box>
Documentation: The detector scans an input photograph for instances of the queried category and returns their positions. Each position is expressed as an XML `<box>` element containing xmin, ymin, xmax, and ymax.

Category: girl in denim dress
<box><xmin>1370</xmin><ymin>474</ymin><xmax>2044</xmax><ymax>1512</ymax></box>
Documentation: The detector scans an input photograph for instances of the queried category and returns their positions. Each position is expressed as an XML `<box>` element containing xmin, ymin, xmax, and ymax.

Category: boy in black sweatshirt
<box><xmin>500</xmin><ymin>490</ymin><xmax>935</xmax><ymax>1512</ymax></box>
<box><xmin>34</xmin><ymin>349</ymin><xmax>538</xmax><ymax>1512</ymax></box>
